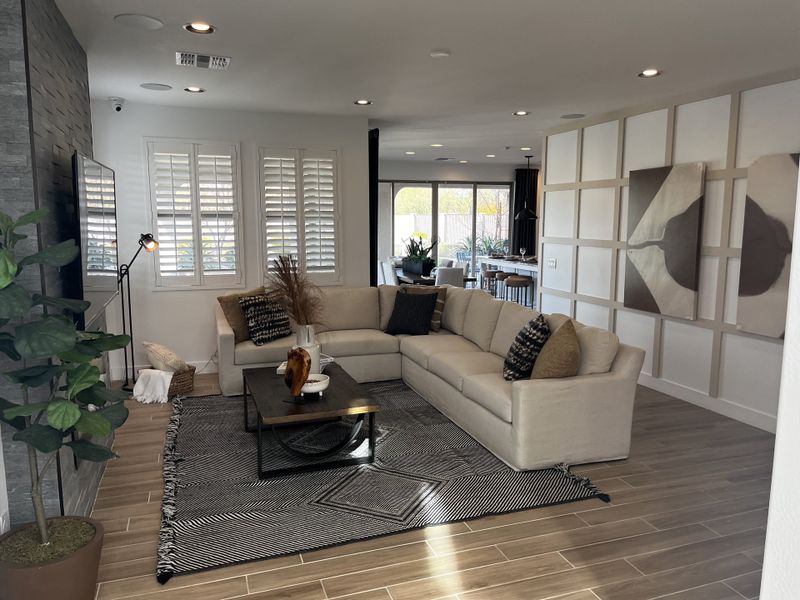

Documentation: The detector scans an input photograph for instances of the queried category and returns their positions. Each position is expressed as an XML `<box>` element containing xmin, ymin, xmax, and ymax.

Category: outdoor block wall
<box><xmin>539</xmin><ymin>74</ymin><xmax>800</xmax><ymax>432</ymax></box>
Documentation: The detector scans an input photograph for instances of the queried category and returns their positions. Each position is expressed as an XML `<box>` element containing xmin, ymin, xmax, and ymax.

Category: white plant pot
<box><xmin>295</xmin><ymin>324</ymin><xmax>321</xmax><ymax>374</ymax></box>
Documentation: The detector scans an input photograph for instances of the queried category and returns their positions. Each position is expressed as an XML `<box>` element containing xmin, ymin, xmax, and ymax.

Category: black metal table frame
<box><xmin>243</xmin><ymin>375</ymin><xmax>377</xmax><ymax>479</ymax></box>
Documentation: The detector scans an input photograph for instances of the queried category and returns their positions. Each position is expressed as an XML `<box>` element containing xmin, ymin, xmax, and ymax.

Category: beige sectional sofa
<box><xmin>214</xmin><ymin>285</ymin><xmax>645</xmax><ymax>470</ymax></box>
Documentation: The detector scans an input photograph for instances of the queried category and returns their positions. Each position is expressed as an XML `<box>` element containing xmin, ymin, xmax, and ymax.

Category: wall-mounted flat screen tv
<box><xmin>72</xmin><ymin>153</ymin><xmax>119</xmax><ymax>330</ymax></box>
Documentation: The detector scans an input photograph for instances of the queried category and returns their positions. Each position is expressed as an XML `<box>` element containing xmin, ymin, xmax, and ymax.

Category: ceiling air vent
<box><xmin>175</xmin><ymin>51</ymin><xmax>231</xmax><ymax>70</ymax></box>
<box><xmin>434</xmin><ymin>157</ymin><xmax>453</xmax><ymax>161</ymax></box>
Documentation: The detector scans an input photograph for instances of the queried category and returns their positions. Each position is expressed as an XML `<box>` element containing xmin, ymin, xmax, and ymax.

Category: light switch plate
<box><xmin>547</xmin><ymin>258</ymin><xmax>557</xmax><ymax>268</ymax></box>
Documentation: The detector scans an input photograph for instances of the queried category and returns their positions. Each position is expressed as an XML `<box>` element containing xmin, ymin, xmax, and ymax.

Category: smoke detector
<box><xmin>175</xmin><ymin>51</ymin><xmax>231</xmax><ymax>70</ymax></box>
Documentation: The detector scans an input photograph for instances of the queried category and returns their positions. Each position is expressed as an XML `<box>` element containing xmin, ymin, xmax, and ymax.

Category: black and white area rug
<box><xmin>157</xmin><ymin>380</ymin><xmax>609</xmax><ymax>581</ymax></box>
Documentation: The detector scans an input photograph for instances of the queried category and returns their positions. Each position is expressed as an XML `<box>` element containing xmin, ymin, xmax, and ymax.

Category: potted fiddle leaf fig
<box><xmin>0</xmin><ymin>208</ymin><xmax>131</xmax><ymax>600</ymax></box>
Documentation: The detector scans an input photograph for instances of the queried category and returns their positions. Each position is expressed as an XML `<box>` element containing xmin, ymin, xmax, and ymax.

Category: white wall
<box><xmin>92</xmin><ymin>101</ymin><xmax>369</xmax><ymax>374</ymax></box>
<box><xmin>540</xmin><ymin>76</ymin><xmax>800</xmax><ymax>432</ymax></box>
<box><xmin>380</xmin><ymin>159</ymin><xmax>519</xmax><ymax>183</ymax></box>
<box><xmin>761</xmin><ymin>163</ymin><xmax>800</xmax><ymax>598</ymax></box>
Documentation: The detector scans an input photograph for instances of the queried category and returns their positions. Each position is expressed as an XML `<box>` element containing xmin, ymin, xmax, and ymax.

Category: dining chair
<box><xmin>381</xmin><ymin>260</ymin><xmax>399</xmax><ymax>285</ymax></box>
<box><xmin>435</xmin><ymin>267</ymin><xmax>465</xmax><ymax>287</ymax></box>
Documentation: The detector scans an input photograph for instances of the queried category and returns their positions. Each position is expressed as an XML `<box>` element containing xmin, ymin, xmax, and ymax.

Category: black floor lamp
<box><xmin>118</xmin><ymin>233</ymin><xmax>158</xmax><ymax>391</ymax></box>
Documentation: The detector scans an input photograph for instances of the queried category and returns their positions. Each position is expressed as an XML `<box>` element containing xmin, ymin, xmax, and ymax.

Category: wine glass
<box><xmin>520</xmin><ymin>247</ymin><xmax>527</xmax><ymax>260</ymax></box>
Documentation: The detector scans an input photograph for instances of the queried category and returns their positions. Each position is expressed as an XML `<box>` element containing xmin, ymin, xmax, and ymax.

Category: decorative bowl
<box><xmin>301</xmin><ymin>374</ymin><xmax>330</xmax><ymax>395</ymax></box>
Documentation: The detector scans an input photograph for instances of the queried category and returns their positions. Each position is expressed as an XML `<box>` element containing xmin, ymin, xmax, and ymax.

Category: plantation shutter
<box><xmin>261</xmin><ymin>150</ymin><xmax>299</xmax><ymax>270</ymax></box>
<box><xmin>147</xmin><ymin>140</ymin><xmax>242</xmax><ymax>287</ymax></box>
<box><xmin>81</xmin><ymin>160</ymin><xmax>118</xmax><ymax>277</ymax></box>
<box><xmin>302</xmin><ymin>152</ymin><xmax>337</xmax><ymax>274</ymax></box>
<box><xmin>260</xmin><ymin>148</ymin><xmax>340</xmax><ymax>282</ymax></box>
<box><xmin>197</xmin><ymin>145</ymin><xmax>238</xmax><ymax>275</ymax></box>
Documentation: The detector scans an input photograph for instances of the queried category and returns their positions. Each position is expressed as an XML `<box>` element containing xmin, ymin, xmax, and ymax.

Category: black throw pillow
<box><xmin>239</xmin><ymin>295</ymin><xmax>292</xmax><ymax>346</ymax></box>
<box><xmin>386</xmin><ymin>291</ymin><xmax>438</xmax><ymax>336</ymax></box>
<box><xmin>503</xmin><ymin>314</ymin><xmax>551</xmax><ymax>380</ymax></box>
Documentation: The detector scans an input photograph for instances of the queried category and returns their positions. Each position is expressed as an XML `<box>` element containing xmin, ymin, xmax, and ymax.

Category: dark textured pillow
<box><xmin>217</xmin><ymin>286</ymin><xmax>266</xmax><ymax>343</ymax></box>
<box><xmin>239</xmin><ymin>295</ymin><xmax>292</xmax><ymax>346</ymax></box>
<box><xmin>531</xmin><ymin>320</ymin><xmax>581</xmax><ymax>379</ymax></box>
<box><xmin>503</xmin><ymin>314</ymin><xmax>551</xmax><ymax>381</ymax></box>
<box><xmin>386</xmin><ymin>291</ymin><xmax>438</xmax><ymax>335</ymax></box>
<box><xmin>400</xmin><ymin>284</ymin><xmax>446</xmax><ymax>331</ymax></box>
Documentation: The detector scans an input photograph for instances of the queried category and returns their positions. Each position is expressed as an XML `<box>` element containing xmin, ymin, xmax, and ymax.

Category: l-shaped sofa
<box><xmin>215</xmin><ymin>285</ymin><xmax>645</xmax><ymax>470</ymax></box>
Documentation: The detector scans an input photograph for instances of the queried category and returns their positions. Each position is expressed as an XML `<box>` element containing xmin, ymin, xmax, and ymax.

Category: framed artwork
<box><xmin>624</xmin><ymin>163</ymin><xmax>706</xmax><ymax>320</ymax></box>
<box><xmin>737</xmin><ymin>153</ymin><xmax>799</xmax><ymax>338</ymax></box>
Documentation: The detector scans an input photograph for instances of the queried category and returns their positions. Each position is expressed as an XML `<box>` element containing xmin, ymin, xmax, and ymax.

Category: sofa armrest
<box><xmin>509</xmin><ymin>344</ymin><xmax>645</xmax><ymax>469</ymax></box>
<box><xmin>215</xmin><ymin>303</ymin><xmax>235</xmax><ymax>369</ymax></box>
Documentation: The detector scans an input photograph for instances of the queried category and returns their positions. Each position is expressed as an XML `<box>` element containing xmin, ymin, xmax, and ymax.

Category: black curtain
<box><xmin>368</xmin><ymin>128</ymin><xmax>380</xmax><ymax>286</ymax></box>
<box><xmin>511</xmin><ymin>167</ymin><xmax>538</xmax><ymax>255</ymax></box>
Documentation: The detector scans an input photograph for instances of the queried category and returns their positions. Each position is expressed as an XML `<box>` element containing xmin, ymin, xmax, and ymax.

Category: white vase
<box><xmin>296</xmin><ymin>324</ymin><xmax>321</xmax><ymax>374</ymax></box>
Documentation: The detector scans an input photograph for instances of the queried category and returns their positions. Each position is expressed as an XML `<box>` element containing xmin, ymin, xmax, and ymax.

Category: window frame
<box><xmin>145</xmin><ymin>138</ymin><xmax>244</xmax><ymax>290</ymax></box>
<box><xmin>257</xmin><ymin>146</ymin><xmax>343</xmax><ymax>286</ymax></box>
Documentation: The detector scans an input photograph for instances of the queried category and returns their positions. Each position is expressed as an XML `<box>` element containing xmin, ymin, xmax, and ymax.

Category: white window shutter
<box><xmin>197</xmin><ymin>145</ymin><xmax>238</xmax><ymax>276</ymax></box>
<box><xmin>261</xmin><ymin>150</ymin><xmax>299</xmax><ymax>271</ymax></box>
<box><xmin>81</xmin><ymin>160</ymin><xmax>118</xmax><ymax>276</ymax></box>
<box><xmin>302</xmin><ymin>153</ymin><xmax>337</xmax><ymax>274</ymax></box>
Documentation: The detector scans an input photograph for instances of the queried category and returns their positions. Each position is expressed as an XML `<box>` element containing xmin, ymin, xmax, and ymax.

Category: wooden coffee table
<box><xmin>242</xmin><ymin>363</ymin><xmax>381</xmax><ymax>479</ymax></box>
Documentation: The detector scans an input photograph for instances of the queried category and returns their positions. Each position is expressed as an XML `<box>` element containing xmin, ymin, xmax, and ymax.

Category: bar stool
<box><xmin>480</xmin><ymin>264</ymin><xmax>501</xmax><ymax>295</ymax></box>
<box><xmin>494</xmin><ymin>272</ymin><xmax>511</xmax><ymax>298</ymax></box>
<box><xmin>505</xmin><ymin>276</ymin><xmax>531</xmax><ymax>306</ymax></box>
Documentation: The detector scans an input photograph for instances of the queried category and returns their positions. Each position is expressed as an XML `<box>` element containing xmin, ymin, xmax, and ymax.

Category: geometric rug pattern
<box><xmin>157</xmin><ymin>380</ymin><xmax>608</xmax><ymax>581</ymax></box>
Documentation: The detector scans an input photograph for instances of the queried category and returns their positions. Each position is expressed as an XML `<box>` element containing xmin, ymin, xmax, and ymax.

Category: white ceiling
<box><xmin>57</xmin><ymin>0</ymin><xmax>800</xmax><ymax>165</ymax></box>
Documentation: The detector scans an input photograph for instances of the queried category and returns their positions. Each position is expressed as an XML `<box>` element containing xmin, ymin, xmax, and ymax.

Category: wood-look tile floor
<box><xmin>94</xmin><ymin>376</ymin><xmax>772</xmax><ymax>600</ymax></box>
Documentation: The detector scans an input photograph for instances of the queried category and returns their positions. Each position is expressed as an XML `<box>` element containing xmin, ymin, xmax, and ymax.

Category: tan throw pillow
<box><xmin>217</xmin><ymin>287</ymin><xmax>266</xmax><ymax>343</ymax></box>
<box><xmin>400</xmin><ymin>284</ymin><xmax>446</xmax><ymax>331</ymax></box>
<box><xmin>142</xmin><ymin>341</ymin><xmax>189</xmax><ymax>372</ymax></box>
<box><xmin>531</xmin><ymin>320</ymin><xmax>581</xmax><ymax>379</ymax></box>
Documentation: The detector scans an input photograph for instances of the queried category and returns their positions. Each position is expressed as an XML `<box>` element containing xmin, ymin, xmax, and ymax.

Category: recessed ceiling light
<box><xmin>520</xmin><ymin>146</ymin><xmax>532</xmax><ymax>151</ymax></box>
<box><xmin>430</xmin><ymin>49</ymin><xmax>452</xmax><ymax>58</ymax></box>
<box><xmin>430</xmin><ymin>143</ymin><xmax>444</xmax><ymax>148</ymax></box>
<box><xmin>405</xmin><ymin>151</ymin><xmax>416</xmax><ymax>155</ymax></box>
<box><xmin>561</xmin><ymin>113</ymin><xmax>586</xmax><ymax>119</ymax></box>
<box><xmin>513</xmin><ymin>110</ymin><xmax>529</xmax><ymax>116</ymax></box>
<box><xmin>459</xmin><ymin>160</ymin><xmax>468</xmax><ymax>164</ymax></box>
<box><xmin>638</xmin><ymin>67</ymin><xmax>663</xmax><ymax>78</ymax></box>
<box><xmin>184</xmin><ymin>21</ymin><xmax>215</xmax><ymax>34</ymax></box>
<box><xmin>184</xmin><ymin>86</ymin><xmax>205</xmax><ymax>93</ymax></box>
<box><xmin>354</xmin><ymin>99</ymin><xmax>373</xmax><ymax>105</ymax></box>
<box><xmin>486</xmin><ymin>154</ymin><xmax>496</xmax><ymax>158</ymax></box>
<box><xmin>140</xmin><ymin>83</ymin><xmax>172</xmax><ymax>91</ymax></box>
<box><xmin>113</xmin><ymin>14</ymin><xmax>164</xmax><ymax>30</ymax></box>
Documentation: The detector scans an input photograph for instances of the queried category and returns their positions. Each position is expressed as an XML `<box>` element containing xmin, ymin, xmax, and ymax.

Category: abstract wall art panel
<box><xmin>737</xmin><ymin>153</ymin><xmax>799</xmax><ymax>338</ymax></box>
<box><xmin>624</xmin><ymin>163</ymin><xmax>706</xmax><ymax>320</ymax></box>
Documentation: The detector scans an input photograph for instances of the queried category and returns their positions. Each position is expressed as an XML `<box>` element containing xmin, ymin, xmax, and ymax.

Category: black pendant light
<box><xmin>514</xmin><ymin>155</ymin><xmax>537</xmax><ymax>221</ymax></box>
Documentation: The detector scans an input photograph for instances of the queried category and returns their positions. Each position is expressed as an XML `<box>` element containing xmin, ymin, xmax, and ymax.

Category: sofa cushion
<box><xmin>234</xmin><ymin>335</ymin><xmax>295</xmax><ymax>365</ymax></box>
<box><xmin>387</xmin><ymin>291</ymin><xmax>438</xmax><ymax>335</ymax></box>
<box><xmin>400</xmin><ymin>333</ymin><xmax>481</xmax><ymax>369</ymax></box>
<box><xmin>490</xmin><ymin>302</ymin><xmax>540</xmax><ymax>357</ymax></box>
<box><xmin>462</xmin><ymin>373</ymin><xmax>513</xmax><ymax>423</ymax></box>
<box><xmin>217</xmin><ymin>286</ymin><xmax>266</xmax><ymax>343</ymax></box>
<box><xmin>576</xmin><ymin>326</ymin><xmax>620</xmax><ymax>375</ymax></box>
<box><xmin>400</xmin><ymin>284</ymin><xmax>446</xmax><ymax>331</ymax></box>
<box><xmin>317</xmin><ymin>329</ymin><xmax>400</xmax><ymax>357</ymax></box>
<box><xmin>532</xmin><ymin>320</ymin><xmax>581</xmax><ymax>379</ymax></box>
<box><xmin>316</xmin><ymin>287</ymin><xmax>379</xmax><ymax>332</ymax></box>
<box><xmin>428</xmin><ymin>352</ymin><xmax>504</xmax><ymax>392</ymax></box>
<box><xmin>378</xmin><ymin>285</ymin><xmax>399</xmax><ymax>330</ymax></box>
<box><xmin>462</xmin><ymin>290</ymin><xmax>504</xmax><ymax>351</ymax></box>
<box><xmin>503</xmin><ymin>314</ymin><xmax>551</xmax><ymax>380</ymax></box>
<box><xmin>441</xmin><ymin>287</ymin><xmax>473</xmax><ymax>334</ymax></box>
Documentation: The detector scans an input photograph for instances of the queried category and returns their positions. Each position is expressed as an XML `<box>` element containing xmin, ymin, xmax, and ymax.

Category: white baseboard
<box><xmin>638</xmin><ymin>373</ymin><xmax>777</xmax><ymax>433</ymax></box>
<box><xmin>110</xmin><ymin>359</ymin><xmax>219</xmax><ymax>381</ymax></box>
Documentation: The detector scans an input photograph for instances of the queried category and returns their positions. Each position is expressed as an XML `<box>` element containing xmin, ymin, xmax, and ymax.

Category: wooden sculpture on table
<box><xmin>284</xmin><ymin>347</ymin><xmax>311</xmax><ymax>397</ymax></box>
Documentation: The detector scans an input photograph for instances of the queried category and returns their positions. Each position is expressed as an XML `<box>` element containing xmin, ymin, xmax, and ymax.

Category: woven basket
<box><xmin>168</xmin><ymin>365</ymin><xmax>196</xmax><ymax>398</ymax></box>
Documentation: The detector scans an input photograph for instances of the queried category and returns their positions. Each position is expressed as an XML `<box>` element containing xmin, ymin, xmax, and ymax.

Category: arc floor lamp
<box><xmin>118</xmin><ymin>233</ymin><xmax>158</xmax><ymax>390</ymax></box>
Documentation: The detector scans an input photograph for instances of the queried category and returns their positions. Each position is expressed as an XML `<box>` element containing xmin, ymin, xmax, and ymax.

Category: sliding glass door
<box><xmin>437</xmin><ymin>184</ymin><xmax>474</xmax><ymax>267</ymax></box>
<box><xmin>392</xmin><ymin>183</ymin><xmax>433</xmax><ymax>257</ymax></box>
<box><xmin>476</xmin><ymin>185</ymin><xmax>511</xmax><ymax>257</ymax></box>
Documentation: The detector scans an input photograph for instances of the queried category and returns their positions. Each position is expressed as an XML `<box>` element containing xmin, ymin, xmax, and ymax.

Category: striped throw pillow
<box><xmin>503</xmin><ymin>314</ymin><xmax>551</xmax><ymax>381</ymax></box>
<box><xmin>239</xmin><ymin>295</ymin><xmax>292</xmax><ymax>346</ymax></box>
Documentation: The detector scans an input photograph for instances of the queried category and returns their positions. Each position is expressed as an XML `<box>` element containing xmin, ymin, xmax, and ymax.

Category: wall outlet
<box><xmin>547</xmin><ymin>258</ymin><xmax>557</xmax><ymax>268</ymax></box>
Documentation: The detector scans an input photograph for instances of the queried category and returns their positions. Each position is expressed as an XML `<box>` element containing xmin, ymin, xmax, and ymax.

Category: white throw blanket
<box><xmin>133</xmin><ymin>369</ymin><xmax>174</xmax><ymax>404</ymax></box>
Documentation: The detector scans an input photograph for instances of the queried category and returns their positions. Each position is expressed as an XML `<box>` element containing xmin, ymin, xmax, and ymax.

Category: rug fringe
<box><xmin>156</xmin><ymin>396</ymin><xmax>185</xmax><ymax>583</ymax></box>
<box><xmin>554</xmin><ymin>463</ymin><xmax>611</xmax><ymax>503</ymax></box>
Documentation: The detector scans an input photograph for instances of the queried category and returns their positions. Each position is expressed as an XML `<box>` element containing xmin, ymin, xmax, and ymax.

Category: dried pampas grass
<box><xmin>266</xmin><ymin>255</ymin><xmax>323</xmax><ymax>326</ymax></box>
